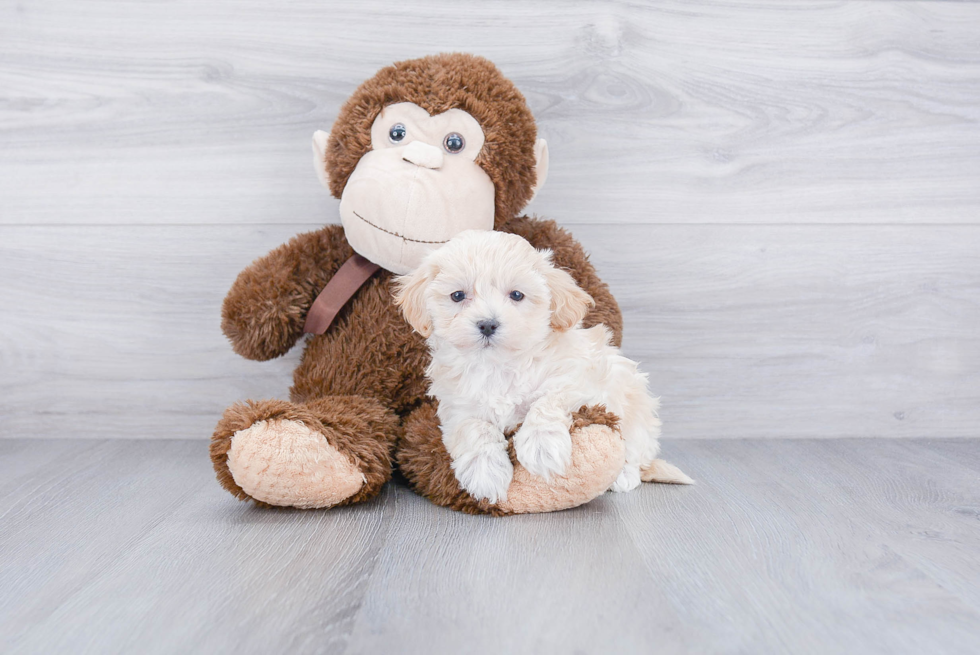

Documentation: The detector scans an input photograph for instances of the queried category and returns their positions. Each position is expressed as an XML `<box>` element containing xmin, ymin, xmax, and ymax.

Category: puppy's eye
<box><xmin>389</xmin><ymin>124</ymin><xmax>407</xmax><ymax>143</ymax></box>
<box><xmin>450</xmin><ymin>290</ymin><xmax>466</xmax><ymax>302</ymax></box>
<box><xmin>509</xmin><ymin>290</ymin><xmax>524</xmax><ymax>301</ymax></box>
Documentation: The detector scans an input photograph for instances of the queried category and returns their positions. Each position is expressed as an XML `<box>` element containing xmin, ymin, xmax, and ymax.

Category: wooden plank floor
<box><xmin>2</xmin><ymin>439</ymin><xmax>979</xmax><ymax>654</ymax></box>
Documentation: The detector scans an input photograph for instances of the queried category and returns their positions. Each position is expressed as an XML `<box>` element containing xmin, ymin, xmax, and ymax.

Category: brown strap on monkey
<box><xmin>302</xmin><ymin>254</ymin><xmax>381</xmax><ymax>334</ymax></box>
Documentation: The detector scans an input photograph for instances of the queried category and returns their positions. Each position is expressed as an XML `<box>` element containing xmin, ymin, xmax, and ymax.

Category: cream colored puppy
<box><xmin>395</xmin><ymin>230</ymin><xmax>692</xmax><ymax>503</ymax></box>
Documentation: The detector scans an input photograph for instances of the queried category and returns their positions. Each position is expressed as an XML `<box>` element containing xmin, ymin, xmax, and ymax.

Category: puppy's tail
<box><xmin>641</xmin><ymin>459</ymin><xmax>695</xmax><ymax>485</ymax></box>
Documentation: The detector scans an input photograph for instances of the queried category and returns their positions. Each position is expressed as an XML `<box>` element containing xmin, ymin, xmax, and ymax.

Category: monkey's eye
<box><xmin>389</xmin><ymin>124</ymin><xmax>407</xmax><ymax>143</ymax></box>
<box><xmin>509</xmin><ymin>290</ymin><xmax>524</xmax><ymax>302</ymax></box>
<box><xmin>443</xmin><ymin>132</ymin><xmax>465</xmax><ymax>153</ymax></box>
<box><xmin>450</xmin><ymin>290</ymin><xmax>466</xmax><ymax>303</ymax></box>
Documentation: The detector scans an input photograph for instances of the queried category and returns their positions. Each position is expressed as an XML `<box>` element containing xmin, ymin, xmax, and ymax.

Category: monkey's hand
<box><xmin>221</xmin><ymin>224</ymin><xmax>353</xmax><ymax>361</ymax></box>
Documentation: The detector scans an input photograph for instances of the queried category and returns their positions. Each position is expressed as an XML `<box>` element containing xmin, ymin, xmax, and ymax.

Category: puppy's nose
<box><xmin>477</xmin><ymin>319</ymin><xmax>499</xmax><ymax>337</ymax></box>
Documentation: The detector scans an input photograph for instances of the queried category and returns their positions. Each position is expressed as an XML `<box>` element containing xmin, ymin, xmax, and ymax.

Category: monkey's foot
<box><xmin>225</xmin><ymin>419</ymin><xmax>365</xmax><ymax>509</ymax></box>
<box><xmin>498</xmin><ymin>422</ymin><xmax>625</xmax><ymax>514</ymax></box>
<box><xmin>399</xmin><ymin>402</ymin><xmax>626</xmax><ymax>515</ymax></box>
<box><xmin>211</xmin><ymin>398</ymin><xmax>397</xmax><ymax>509</ymax></box>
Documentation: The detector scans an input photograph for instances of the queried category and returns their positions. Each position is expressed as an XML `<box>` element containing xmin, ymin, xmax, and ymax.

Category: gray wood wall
<box><xmin>2</xmin><ymin>0</ymin><xmax>978</xmax><ymax>440</ymax></box>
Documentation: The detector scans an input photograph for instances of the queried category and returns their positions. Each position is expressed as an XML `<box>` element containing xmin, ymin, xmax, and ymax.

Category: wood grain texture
<box><xmin>1</xmin><ymin>0</ymin><xmax>978</xmax><ymax>226</ymax></box>
<box><xmin>614</xmin><ymin>438</ymin><xmax>980</xmax><ymax>654</ymax></box>
<box><xmin>2</xmin><ymin>223</ymin><xmax>977</xmax><ymax>439</ymax></box>
<box><xmin>1</xmin><ymin>438</ymin><xmax>979</xmax><ymax>654</ymax></box>
<box><xmin>1</xmin><ymin>1</ymin><xmax>978</xmax><ymax>441</ymax></box>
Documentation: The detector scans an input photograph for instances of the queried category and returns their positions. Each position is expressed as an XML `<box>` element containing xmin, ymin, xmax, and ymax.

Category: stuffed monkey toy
<box><xmin>210</xmin><ymin>53</ymin><xmax>628</xmax><ymax>515</ymax></box>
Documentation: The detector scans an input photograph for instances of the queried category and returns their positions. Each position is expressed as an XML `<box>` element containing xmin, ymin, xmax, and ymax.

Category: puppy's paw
<box><xmin>514</xmin><ymin>421</ymin><xmax>573</xmax><ymax>481</ymax></box>
<box><xmin>610</xmin><ymin>464</ymin><xmax>642</xmax><ymax>493</ymax></box>
<box><xmin>452</xmin><ymin>443</ymin><xmax>514</xmax><ymax>503</ymax></box>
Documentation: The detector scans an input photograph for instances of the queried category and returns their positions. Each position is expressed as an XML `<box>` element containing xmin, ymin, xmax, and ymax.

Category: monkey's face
<box><xmin>337</xmin><ymin>102</ymin><xmax>496</xmax><ymax>275</ymax></box>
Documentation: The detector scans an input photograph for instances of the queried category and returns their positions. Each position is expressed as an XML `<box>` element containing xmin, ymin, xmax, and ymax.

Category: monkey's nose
<box><xmin>402</xmin><ymin>141</ymin><xmax>444</xmax><ymax>169</ymax></box>
<box><xmin>477</xmin><ymin>319</ymin><xmax>499</xmax><ymax>337</ymax></box>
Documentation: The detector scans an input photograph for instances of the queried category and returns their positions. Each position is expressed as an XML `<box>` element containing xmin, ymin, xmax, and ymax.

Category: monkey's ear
<box><xmin>544</xmin><ymin>262</ymin><xmax>594</xmax><ymax>331</ymax></box>
<box><xmin>393</xmin><ymin>261</ymin><xmax>437</xmax><ymax>338</ymax></box>
<box><xmin>528</xmin><ymin>138</ymin><xmax>549</xmax><ymax>202</ymax></box>
<box><xmin>312</xmin><ymin>130</ymin><xmax>331</xmax><ymax>189</ymax></box>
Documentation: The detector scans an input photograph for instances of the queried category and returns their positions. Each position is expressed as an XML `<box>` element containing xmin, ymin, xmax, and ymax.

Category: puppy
<box><xmin>394</xmin><ymin>230</ymin><xmax>692</xmax><ymax>503</ymax></box>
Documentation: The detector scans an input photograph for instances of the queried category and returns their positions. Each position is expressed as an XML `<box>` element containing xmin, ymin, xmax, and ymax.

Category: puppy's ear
<box><xmin>544</xmin><ymin>264</ymin><xmax>595</xmax><ymax>331</ymax></box>
<box><xmin>393</xmin><ymin>261</ymin><xmax>437</xmax><ymax>338</ymax></box>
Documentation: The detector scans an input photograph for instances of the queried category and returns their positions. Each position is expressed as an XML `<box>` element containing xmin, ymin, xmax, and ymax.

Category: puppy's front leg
<box><xmin>445</xmin><ymin>418</ymin><xmax>513</xmax><ymax>503</ymax></box>
<box><xmin>514</xmin><ymin>393</ymin><xmax>573</xmax><ymax>481</ymax></box>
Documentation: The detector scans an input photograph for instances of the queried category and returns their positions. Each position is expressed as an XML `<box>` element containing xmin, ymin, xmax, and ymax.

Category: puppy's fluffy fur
<box><xmin>395</xmin><ymin>230</ymin><xmax>692</xmax><ymax>503</ymax></box>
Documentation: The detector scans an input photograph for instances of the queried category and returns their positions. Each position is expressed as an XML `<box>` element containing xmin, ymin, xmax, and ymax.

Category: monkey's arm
<box><xmin>499</xmin><ymin>216</ymin><xmax>623</xmax><ymax>347</ymax></box>
<box><xmin>221</xmin><ymin>224</ymin><xmax>354</xmax><ymax>361</ymax></box>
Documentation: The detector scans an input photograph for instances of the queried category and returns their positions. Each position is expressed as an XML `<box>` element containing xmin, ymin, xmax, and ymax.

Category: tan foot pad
<box><xmin>226</xmin><ymin>419</ymin><xmax>365</xmax><ymax>509</ymax></box>
<box><xmin>498</xmin><ymin>424</ymin><xmax>626</xmax><ymax>514</ymax></box>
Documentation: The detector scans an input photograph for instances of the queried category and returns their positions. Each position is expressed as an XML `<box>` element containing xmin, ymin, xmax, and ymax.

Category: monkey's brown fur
<box><xmin>211</xmin><ymin>54</ymin><xmax>623</xmax><ymax>513</ymax></box>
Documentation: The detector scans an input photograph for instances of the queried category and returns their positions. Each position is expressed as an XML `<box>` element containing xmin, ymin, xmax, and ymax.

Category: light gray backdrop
<box><xmin>2</xmin><ymin>0</ymin><xmax>978</xmax><ymax>440</ymax></box>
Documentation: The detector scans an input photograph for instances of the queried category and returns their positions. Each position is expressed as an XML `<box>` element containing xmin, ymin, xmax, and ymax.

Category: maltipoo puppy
<box><xmin>394</xmin><ymin>230</ymin><xmax>692</xmax><ymax>503</ymax></box>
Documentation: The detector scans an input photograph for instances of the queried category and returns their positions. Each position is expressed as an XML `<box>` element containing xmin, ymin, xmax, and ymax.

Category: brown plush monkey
<box><xmin>210</xmin><ymin>53</ymin><xmax>627</xmax><ymax>515</ymax></box>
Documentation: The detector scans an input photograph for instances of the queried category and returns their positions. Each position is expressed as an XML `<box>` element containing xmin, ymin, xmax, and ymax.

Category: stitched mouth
<box><xmin>352</xmin><ymin>210</ymin><xmax>449</xmax><ymax>245</ymax></box>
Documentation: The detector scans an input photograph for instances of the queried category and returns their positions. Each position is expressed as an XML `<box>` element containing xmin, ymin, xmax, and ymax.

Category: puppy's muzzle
<box><xmin>476</xmin><ymin>319</ymin><xmax>499</xmax><ymax>338</ymax></box>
